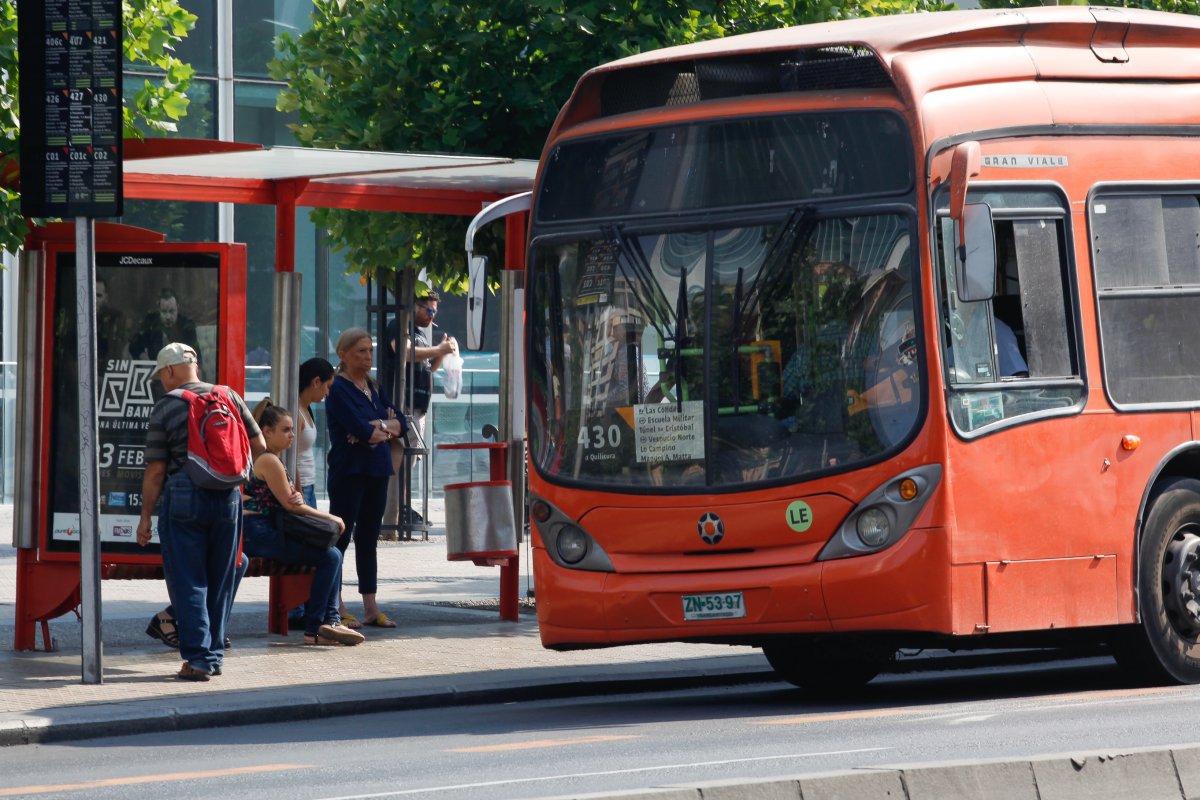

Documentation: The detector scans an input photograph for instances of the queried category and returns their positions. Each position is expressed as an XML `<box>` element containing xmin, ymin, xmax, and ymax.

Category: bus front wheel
<box><xmin>762</xmin><ymin>637</ymin><xmax>890</xmax><ymax>691</ymax></box>
<box><xmin>1122</xmin><ymin>477</ymin><xmax>1200</xmax><ymax>684</ymax></box>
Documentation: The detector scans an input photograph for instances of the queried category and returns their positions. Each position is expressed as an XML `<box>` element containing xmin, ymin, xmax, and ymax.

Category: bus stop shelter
<box><xmin>12</xmin><ymin>140</ymin><xmax>536</xmax><ymax>654</ymax></box>
<box><xmin>119</xmin><ymin>139</ymin><xmax>535</xmax><ymax>274</ymax></box>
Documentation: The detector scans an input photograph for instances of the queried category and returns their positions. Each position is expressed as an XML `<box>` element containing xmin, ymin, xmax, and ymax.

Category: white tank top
<box><xmin>296</xmin><ymin>408</ymin><xmax>317</xmax><ymax>487</ymax></box>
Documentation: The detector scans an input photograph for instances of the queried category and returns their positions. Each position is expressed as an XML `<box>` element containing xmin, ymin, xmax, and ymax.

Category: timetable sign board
<box><xmin>18</xmin><ymin>1</ymin><xmax>123</xmax><ymax>218</ymax></box>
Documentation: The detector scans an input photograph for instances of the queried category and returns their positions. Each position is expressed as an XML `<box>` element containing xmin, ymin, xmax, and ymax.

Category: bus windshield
<box><xmin>529</xmin><ymin>211</ymin><xmax>921</xmax><ymax>490</ymax></box>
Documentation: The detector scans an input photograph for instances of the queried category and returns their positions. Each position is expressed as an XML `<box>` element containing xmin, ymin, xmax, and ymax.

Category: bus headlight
<box><xmin>817</xmin><ymin>465</ymin><xmax>943</xmax><ymax>561</ymax></box>
<box><xmin>855</xmin><ymin>507</ymin><xmax>891</xmax><ymax>547</ymax></box>
<box><xmin>556</xmin><ymin>525</ymin><xmax>589</xmax><ymax>564</ymax></box>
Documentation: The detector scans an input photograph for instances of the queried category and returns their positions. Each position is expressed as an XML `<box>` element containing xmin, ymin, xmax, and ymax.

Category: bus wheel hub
<box><xmin>1164</xmin><ymin>531</ymin><xmax>1200</xmax><ymax>635</ymax></box>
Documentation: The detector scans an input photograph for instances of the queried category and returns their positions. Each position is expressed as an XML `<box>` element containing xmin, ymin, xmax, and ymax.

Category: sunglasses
<box><xmin>417</xmin><ymin>304</ymin><xmax>437</xmax><ymax>317</ymax></box>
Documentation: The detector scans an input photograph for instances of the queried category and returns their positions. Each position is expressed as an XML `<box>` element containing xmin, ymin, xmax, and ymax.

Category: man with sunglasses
<box><xmin>384</xmin><ymin>289</ymin><xmax>458</xmax><ymax>532</ymax></box>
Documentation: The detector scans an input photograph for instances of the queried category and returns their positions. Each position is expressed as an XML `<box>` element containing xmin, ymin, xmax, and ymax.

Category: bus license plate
<box><xmin>682</xmin><ymin>592</ymin><xmax>746</xmax><ymax>621</ymax></box>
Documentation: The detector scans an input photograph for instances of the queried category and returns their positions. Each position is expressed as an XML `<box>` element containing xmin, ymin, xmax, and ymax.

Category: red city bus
<box><xmin>473</xmin><ymin>7</ymin><xmax>1200</xmax><ymax>687</ymax></box>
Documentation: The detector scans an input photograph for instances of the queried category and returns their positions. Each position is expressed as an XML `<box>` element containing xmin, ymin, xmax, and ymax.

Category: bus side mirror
<box><xmin>956</xmin><ymin>203</ymin><xmax>996</xmax><ymax>303</ymax></box>
<box><xmin>947</xmin><ymin>140</ymin><xmax>995</xmax><ymax>302</ymax></box>
<box><xmin>466</xmin><ymin>254</ymin><xmax>488</xmax><ymax>351</ymax></box>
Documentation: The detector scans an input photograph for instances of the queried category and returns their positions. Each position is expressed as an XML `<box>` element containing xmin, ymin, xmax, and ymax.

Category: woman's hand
<box><xmin>368</xmin><ymin>421</ymin><xmax>391</xmax><ymax>444</ymax></box>
<box><xmin>286</xmin><ymin>489</ymin><xmax>305</xmax><ymax>508</ymax></box>
<box><xmin>331</xmin><ymin>514</ymin><xmax>345</xmax><ymax>534</ymax></box>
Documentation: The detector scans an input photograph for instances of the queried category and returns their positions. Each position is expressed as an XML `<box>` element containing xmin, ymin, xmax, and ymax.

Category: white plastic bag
<box><xmin>442</xmin><ymin>353</ymin><xmax>464</xmax><ymax>399</ymax></box>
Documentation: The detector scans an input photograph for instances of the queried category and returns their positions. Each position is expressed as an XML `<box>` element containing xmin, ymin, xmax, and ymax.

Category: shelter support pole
<box><xmin>273</xmin><ymin>273</ymin><xmax>303</xmax><ymax>479</ymax></box>
<box><xmin>273</xmin><ymin>180</ymin><xmax>303</xmax><ymax>479</ymax></box>
<box><xmin>497</xmin><ymin>212</ymin><xmax>528</xmax><ymax>621</ymax></box>
<box><xmin>274</xmin><ymin>180</ymin><xmax>300</xmax><ymax>273</ymax></box>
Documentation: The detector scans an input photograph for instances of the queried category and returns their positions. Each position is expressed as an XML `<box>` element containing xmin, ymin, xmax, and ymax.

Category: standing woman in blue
<box><xmin>325</xmin><ymin>328</ymin><xmax>406</xmax><ymax>628</ymax></box>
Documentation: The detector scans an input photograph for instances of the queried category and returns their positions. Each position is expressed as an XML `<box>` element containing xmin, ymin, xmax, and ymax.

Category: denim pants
<box><xmin>158</xmin><ymin>472</ymin><xmax>240</xmax><ymax>673</ymax></box>
<box><xmin>242</xmin><ymin>512</ymin><xmax>342</xmax><ymax>636</ymax></box>
<box><xmin>328</xmin><ymin>473</ymin><xmax>389</xmax><ymax>596</ymax></box>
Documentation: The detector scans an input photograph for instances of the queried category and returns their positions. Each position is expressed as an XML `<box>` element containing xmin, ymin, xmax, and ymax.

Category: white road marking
<box><xmin>313</xmin><ymin>747</ymin><xmax>889</xmax><ymax>799</ymax></box>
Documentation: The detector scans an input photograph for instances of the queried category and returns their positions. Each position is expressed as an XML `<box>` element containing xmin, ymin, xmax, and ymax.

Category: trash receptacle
<box><xmin>443</xmin><ymin>479</ymin><xmax>517</xmax><ymax>564</ymax></box>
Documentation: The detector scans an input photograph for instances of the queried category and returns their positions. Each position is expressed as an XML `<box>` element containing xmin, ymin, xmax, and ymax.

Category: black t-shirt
<box><xmin>385</xmin><ymin>317</ymin><xmax>433</xmax><ymax>413</ymax></box>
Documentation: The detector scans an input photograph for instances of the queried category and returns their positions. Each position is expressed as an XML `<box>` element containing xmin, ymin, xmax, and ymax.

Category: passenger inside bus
<box><xmin>991</xmin><ymin>226</ymin><xmax>1031</xmax><ymax>377</ymax></box>
<box><xmin>946</xmin><ymin>222</ymin><xmax>1033</xmax><ymax>383</ymax></box>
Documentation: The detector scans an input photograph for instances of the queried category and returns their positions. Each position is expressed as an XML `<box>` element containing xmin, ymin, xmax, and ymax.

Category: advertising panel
<box><xmin>44</xmin><ymin>246</ymin><xmax>232</xmax><ymax>556</ymax></box>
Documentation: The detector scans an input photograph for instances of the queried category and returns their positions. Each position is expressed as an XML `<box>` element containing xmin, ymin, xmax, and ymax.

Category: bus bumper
<box><xmin>535</xmin><ymin>527</ymin><xmax>951</xmax><ymax>649</ymax></box>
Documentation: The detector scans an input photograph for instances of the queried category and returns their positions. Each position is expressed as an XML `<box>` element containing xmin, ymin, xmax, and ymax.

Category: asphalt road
<box><xmin>4</xmin><ymin>656</ymin><xmax>1200</xmax><ymax>800</ymax></box>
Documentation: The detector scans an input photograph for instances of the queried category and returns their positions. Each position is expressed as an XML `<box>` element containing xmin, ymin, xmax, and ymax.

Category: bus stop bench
<box><xmin>101</xmin><ymin>557</ymin><xmax>313</xmax><ymax>636</ymax></box>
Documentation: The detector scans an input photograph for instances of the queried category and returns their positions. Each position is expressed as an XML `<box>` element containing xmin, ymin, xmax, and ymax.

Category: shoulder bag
<box><xmin>278</xmin><ymin>511</ymin><xmax>341</xmax><ymax>549</ymax></box>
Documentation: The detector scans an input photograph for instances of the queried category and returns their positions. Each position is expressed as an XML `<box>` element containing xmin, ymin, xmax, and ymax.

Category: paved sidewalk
<box><xmin>0</xmin><ymin>501</ymin><xmax>773</xmax><ymax>746</ymax></box>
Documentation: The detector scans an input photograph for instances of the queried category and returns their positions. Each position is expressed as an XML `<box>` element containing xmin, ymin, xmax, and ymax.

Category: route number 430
<box><xmin>577</xmin><ymin>424</ymin><xmax>621</xmax><ymax>450</ymax></box>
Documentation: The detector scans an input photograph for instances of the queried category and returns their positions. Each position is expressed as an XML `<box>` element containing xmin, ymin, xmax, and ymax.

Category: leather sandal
<box><xmin>361</xmin><ymin>611</ymin><xmax>397</xmax><ymax>628</ymax></box>
<box><xmin>147</xmin><ymin>611</ymin><xmax>180</xmax><ymax>649</ymax></box>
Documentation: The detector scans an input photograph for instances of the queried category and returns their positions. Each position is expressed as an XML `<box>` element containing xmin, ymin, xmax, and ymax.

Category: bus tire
<box><xmin>1123</xmin><ymin>477</ymin><xmax>1200</xmax><ymax>685</ymax></box>
<box><xmin>762</xmin><ymin>637</ymin><xmax>889</xmax><ymax>691</ymax></box>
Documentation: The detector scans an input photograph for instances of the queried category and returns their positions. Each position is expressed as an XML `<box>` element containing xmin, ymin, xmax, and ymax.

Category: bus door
<box><xmin>936</xmin><ymin>186</ymin><xmax>1119</xmax><ymax>632</ymax></box>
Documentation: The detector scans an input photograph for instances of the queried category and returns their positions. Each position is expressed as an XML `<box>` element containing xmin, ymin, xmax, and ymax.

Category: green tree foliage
<box><xmin>980</xmin><ymin>0</ymin><xmax>1200</xmax><ymax>12</ymax></box>
<box><xmin>0</xmin><ymin>1</ymin><xmax>197</xmax><ymax>254</ymax></box>
<box><xmin>272</xmin><ymin>0</ymin><xmax>950</xmax><ymax>286</ymax></box>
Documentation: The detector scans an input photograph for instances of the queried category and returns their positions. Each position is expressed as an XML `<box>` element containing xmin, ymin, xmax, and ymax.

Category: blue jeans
<box><xmin>166</xmin><ymin>554</ymin><xmax>248</xmax><ymax>627</ymax></box>
<box><xmin>242</xmin><ymin>512</ymin><xmax>342</xmax><ymax>636</ymax></box>
<box><xmin>158</xmin><ymin>472</ymin><xmax>241</xmax><ymax>673</ymax></box>
<box><xmin>301</xmin><ymin>484</ymin><xmax>316</xmax><ymax>507</ymax></box>
<box><xmin>328</xmin><ymin>473</ymin><xmax>389</xmax><ymax>596</ymax></box>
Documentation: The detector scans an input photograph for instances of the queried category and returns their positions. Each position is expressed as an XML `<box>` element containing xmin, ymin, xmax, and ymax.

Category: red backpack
<box><xmin>169</xmin><ymin>386</ymin><xmax>252</xmax><ymax>490</ymax></box>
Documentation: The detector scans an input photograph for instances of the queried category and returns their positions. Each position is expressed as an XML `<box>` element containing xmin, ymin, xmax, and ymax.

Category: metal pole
<box><xmin>14</xmin><ymin>250</ymin><xmax>44</xmax><ymax>549</ymax></box>
<box><xmin>76</xmin><ymin>217</ymin><xmax>102</xmax><ymax>684</ymax></box>
<box><xmin>505</xmin><ymin>275</ymin><xmax>526</xmax><ymax>539</ymax></box>
<box><xmin>272</xmin><ymin>272</ymin><xmax>303</xmax><ymax>479</ymax></box>
<box><xmin>497</xmin><ymin>270</ymin><xmax>525</xmax><ymax>621</ymax></box>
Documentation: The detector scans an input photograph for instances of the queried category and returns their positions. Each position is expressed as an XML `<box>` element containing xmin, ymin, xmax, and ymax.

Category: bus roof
<box><xmin>552</xmin><ymin>8</ymin><xmax>1200</xmax><ymax>137</ymax></box>
<box><xmin>598</xmin><ymin>7</ymin><xmax>1200</xmax><ymax>77</ymax></box>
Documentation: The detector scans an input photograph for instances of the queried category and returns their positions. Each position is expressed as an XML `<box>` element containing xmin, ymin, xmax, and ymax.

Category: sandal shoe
<box><xmin>147</xmin><ymin>611</ymin><xmax>180</xmax><ymax>649</ymax></box>
<box><xmin>362</xmin><ymin>612</ymin><xmax>397</xmax><ymax>628</ymax></box>
<box><xmin>340</xmin><ymin>612</ymin><xmax>362</xmax><ymax>630</ymax></box>
<box><xmin>318</xmin><ymin>623</ymin><xmax>365</xmax><ymax>646</ymax></box>
<box><xmin>176</xmin><ymin>662</ymin><xmax>211</xmax><ymax>682</ymax></box>
<box><xmin>303</xmin><ymin>633</ymin><xmax>342</xmax><ymax>646</ymax></box>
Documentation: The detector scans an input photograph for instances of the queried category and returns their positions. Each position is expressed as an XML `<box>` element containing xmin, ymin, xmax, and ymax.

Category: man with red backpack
<box><xmin>136</xmin><ymin>343</ymin><xmax>265</xmax><ymax>681</ymax></box>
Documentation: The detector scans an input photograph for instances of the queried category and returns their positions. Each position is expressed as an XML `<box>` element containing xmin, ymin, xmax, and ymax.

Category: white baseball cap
<box><xmin>151</xmin><ymin>342</ymin><xmax>198</xmax><ymax>380</ymax></box>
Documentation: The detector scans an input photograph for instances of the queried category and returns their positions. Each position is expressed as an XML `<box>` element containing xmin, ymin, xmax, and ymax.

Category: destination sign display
<box><xmin>18</xmin><ymin>1</ymin><xmax>123</xmax><ymax>218</ymax></box>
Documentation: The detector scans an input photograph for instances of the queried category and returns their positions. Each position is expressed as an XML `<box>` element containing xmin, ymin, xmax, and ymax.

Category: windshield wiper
<box><xmin>731</xmin><ymin>266</ymin><xmax>745</xmax><ymax>409</ymax></box>
<box><xmin>607</xmin><ymin>225</ymin><xmax>674</xmax><ymax>339</ymax></box>
<box><xmin>673</xmin><ymin>261</ymin><xmax>691</xmax><ymax>412</ymax></box>
<box><xmin>739</xmin><ymin>205</ymin><xmax>817</xmax><ymax>325</ymax></box>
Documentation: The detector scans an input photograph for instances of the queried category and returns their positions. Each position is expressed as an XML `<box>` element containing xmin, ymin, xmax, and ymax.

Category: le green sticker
<box><xmin>786</xmin><ymin>500</ymin><xmax>813</xmax><ymax>533</ymax></box>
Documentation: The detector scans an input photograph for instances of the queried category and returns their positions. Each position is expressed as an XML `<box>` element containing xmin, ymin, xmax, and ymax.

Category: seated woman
<box><xmin>243</xmin><ymin>400</ymin><xmax>364</xmax><ymax>646</ymax></box>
